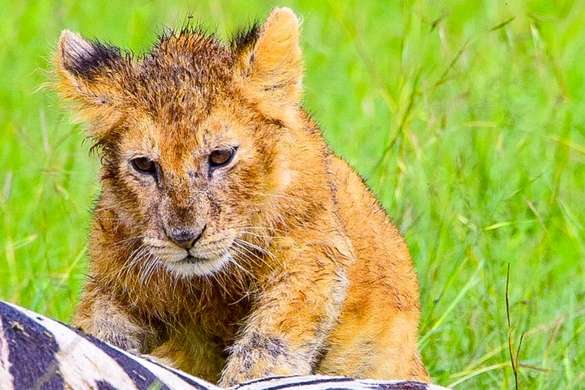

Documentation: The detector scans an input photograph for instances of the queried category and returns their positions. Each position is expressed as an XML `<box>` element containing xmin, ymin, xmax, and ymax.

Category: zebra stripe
<box><xmin>0</xmin><ymin>300</ymin><xmax>448</xmax><ymax>390</ymax></box>
<box><xmin>0</xmin><ymin>315</ymin><xmax>14</xmax><ymax>390</ymax></box>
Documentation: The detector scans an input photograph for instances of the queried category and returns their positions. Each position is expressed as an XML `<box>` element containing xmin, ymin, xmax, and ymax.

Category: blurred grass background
<box><xmin>1</xmin><ymin>0</ymin><xmax>584</xmax><ymax>388</ymax></box>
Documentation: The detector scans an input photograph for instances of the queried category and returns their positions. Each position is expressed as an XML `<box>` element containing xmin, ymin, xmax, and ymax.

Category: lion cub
<box><xmin>55</xmin><ymin>7</ymin><xmax>428</xmax><ymax>386</ymax></box>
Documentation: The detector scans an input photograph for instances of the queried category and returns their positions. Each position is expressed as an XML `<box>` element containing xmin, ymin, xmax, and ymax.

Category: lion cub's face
<box><xmin>113</xmin><ymin>104</ymin><xmax>266</xmax><ymax>277</ymax></box>
<box><xmin>56</xmin><ymin>9</ymin><xmax>303</xmax><ymax>277</ymax></box>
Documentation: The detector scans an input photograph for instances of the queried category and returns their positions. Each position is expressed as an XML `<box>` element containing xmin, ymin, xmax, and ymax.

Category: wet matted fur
<box><xmin>54</xmin><ymin>7</ymin><xmax>428</xmax><ymax>387</ymax></box>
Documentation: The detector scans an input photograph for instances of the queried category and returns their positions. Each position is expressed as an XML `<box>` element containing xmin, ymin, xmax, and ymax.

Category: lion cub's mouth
<box><xmin>169</xmin><ymin>251</ymin><xmax>232</xmax><ymax>277</ymax></box>
<box><xmin>142</xmin><ymin>236</ymin><xmax>233</xmax><ymax>277</ymax></box>
<box><xmin>182</xmin><ymin>254</ymin><xmax>206</xmax><ymax>263</ymax></box>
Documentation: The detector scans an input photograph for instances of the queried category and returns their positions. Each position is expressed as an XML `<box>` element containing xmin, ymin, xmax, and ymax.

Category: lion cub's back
<box><xmin>328</xmin><ymin>155</ymin><xmax>417</xmax><ymax>290</ymax></box>
<box><xmin>319</xmin><ymin>156</ymin><xmax>427</xmax><ymax>381</ymax></box>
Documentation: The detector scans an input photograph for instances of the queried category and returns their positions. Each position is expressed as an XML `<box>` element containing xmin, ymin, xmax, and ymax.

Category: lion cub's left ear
<box><xmin>235</xmin><ymin>8</ymin><xmax>303</xmax><ymax>111</ymax></box>
<box><xmin>54</xmin><ymin>30</ymin><xmax>126</xmax><ymax>137</ymax></box>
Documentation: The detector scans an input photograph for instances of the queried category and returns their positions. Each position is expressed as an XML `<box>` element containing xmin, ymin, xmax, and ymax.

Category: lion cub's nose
<box><xmin>167</xmin><ymin>226</ymin><xmax>205</xmax><ymax>249</ymax></box>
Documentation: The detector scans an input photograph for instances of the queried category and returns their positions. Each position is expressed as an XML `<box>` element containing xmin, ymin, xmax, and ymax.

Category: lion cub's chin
<box><xmin>163</xmin><ymin>252</ymin><xmax>232</xmax><ymax>278</ymax></box>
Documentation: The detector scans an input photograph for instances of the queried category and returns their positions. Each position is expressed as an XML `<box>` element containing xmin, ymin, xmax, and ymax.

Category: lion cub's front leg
<box><xmin>219</xmin><ymin>236</ymin><xmax>352</xmax><ymax>387</ymax></box>
<box><xmin>73</xmin><ymin>289</ymin><xmax>160</xmax><ymax>355</ymax></box>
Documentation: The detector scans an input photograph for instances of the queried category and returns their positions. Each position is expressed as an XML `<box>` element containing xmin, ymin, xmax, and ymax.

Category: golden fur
<box><xmin>55</xmin><ymin>8</ymin><xmax>428</xmax><ymax>386</ymax></box>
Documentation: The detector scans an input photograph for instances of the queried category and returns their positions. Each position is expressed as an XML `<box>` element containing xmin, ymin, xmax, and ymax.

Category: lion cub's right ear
<box><xmin>235</xmin><ymin>8</ymin><xmax>303</xmax><ymax>124</ymax></box>
<box><xmin>55</xmin><ymin>30</ymin><xmax>125</xmax><ymax>135</ymax></box>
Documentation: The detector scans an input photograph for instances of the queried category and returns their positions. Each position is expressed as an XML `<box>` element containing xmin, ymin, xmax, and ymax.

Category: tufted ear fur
<box><xmin>55</xmin><ymin>30</ymin><xmax>126</xmax><ymax>137</ymax></box>
<box><xmin>235</xmin><ymin>8</ymin><xmax>303</xmax><ymax>120</ymax></box>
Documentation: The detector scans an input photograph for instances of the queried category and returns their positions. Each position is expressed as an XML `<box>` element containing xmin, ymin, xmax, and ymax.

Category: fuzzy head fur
<box><xmin>55</xmin><ymin>8</ymin><xmax>323</xmax><ymax>278</ymax></box>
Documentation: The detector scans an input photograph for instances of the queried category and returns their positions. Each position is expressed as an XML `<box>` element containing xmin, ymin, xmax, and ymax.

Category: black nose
<box><xmin>167</xmin><ymin>225</ymin><xmax>205</xmax><ymax>249</ymax></box>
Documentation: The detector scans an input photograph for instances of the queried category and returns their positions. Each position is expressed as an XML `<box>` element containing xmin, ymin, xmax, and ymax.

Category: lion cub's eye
<box><xmin>209</xmin><ymin>147</ymin><xmax>237</xmax><ymax>169</ymax></box>
<box><xmin>130</xmin><ymin>157</ymin><xmax>157</xmax><ymax>176</ymax></box>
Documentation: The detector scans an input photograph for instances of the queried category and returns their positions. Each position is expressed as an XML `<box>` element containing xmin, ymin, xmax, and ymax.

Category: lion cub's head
<box><xmin>55</xmin><ymin>9</ymin><xmax>306</xmax><ymax>277</ymax></box>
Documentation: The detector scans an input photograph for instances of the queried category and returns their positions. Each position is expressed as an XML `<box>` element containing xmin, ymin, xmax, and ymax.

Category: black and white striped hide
<box><xmin>0</xmin><ymin>300</ymin><xmax>448</xmax><ymax>390</ymax></box>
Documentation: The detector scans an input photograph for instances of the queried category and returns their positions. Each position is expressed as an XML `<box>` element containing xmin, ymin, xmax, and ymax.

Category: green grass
<box><xmin>1</xmin><ymin>0</ymin><xmax>584</xmax><ymax>388</ymax></box>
